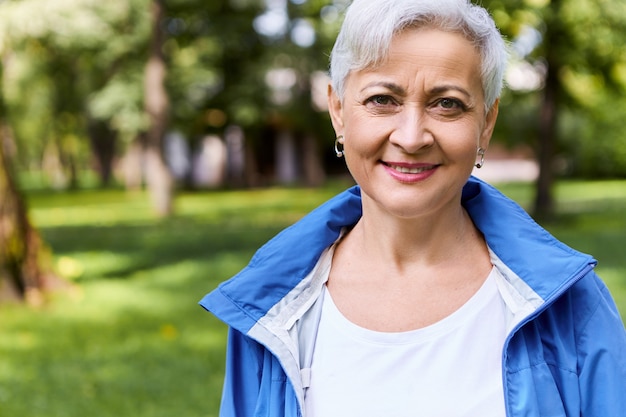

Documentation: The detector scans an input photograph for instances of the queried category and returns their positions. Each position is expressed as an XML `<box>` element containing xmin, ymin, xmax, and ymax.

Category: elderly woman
<box><xmin>200</xmin><ymin>0</ymin><xmax>626</xmax><ymax>416</ymax></box>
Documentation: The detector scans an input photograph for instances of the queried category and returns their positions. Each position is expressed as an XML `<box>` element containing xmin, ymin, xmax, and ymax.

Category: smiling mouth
<box><xmin>384</xmin><ymin>162</ymin><xmax>438</xmax><ymax>174</ymax></box>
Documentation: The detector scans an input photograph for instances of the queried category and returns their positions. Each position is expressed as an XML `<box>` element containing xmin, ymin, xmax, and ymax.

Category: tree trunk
<box><xmin>0</xmin><ymin>123</ymin><xmax>59</xmax><ymax>305</ymax></box>
<box><xmin>144</xmin><ymin>0</ymin><xmax>173</xmax><ymax>216</ymax></box>
<box><xmin>534</xmin><ymin>57</ymin><xmax>558</xmax><ymax>220</ymax></box>
<box><xmin>533</xmin><ymin>2</ymin><xmax>563</xmax><ymax>221</ymax></box>
<box><xmin>122</xmin><ymin>134</ymin><xmax>146</xmax><ymax>191</ymax></box>
<box><xmin>87</xmin><ymin>118</ymin><xmax>117</xmax><ymax>187</ymax></box>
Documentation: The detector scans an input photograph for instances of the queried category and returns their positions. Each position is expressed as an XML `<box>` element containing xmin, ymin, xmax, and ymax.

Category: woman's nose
<box><xmin>388</xmin><ymin>107</ymin><xmax>434</xmax><ymax>153</ymax></box>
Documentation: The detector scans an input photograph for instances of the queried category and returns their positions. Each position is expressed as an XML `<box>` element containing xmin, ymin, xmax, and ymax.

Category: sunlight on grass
<box><xmin>56</xmin><ymin>252</ymin><xmax>135</xmax><ymax>282</ymax></box>
<box><xmin>28</xmin><ymin>190</ymin><xmax>156</xmax><ymax>227</ymax></box>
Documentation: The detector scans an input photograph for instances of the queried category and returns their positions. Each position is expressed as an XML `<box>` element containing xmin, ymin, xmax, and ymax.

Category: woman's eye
<box><xmin>366</xmin><ymin>95</ymin><xmax>395</xmax><ymax>106</ymax></box>
<box><xmin>438</xmin><ymin>98</ymin><xmax>464</xmax><ymax>110</ymax></box>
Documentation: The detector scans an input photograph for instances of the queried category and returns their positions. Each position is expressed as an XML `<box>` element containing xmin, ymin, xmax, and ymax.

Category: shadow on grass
<box><xmin>40</xmin><ymin>218</ymin><xmax>284</xmax><ymax>282</ymax></box>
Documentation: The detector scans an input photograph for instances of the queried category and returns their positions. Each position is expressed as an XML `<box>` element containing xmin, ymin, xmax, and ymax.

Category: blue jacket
<box><xmin>200</xmin><ymin>177</ymin><xmax>626</xmax><ymax>416</ymax></box>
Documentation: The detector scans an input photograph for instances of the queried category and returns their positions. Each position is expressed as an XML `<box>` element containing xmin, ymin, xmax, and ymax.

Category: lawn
<box><xmin>0</xmin><ymin>178</ymin><xmax>625</xmax><ymax>417</ymax></box>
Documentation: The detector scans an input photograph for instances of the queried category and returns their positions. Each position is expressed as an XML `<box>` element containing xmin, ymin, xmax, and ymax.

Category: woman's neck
<box><xmin>349</xmin><ymin>200</ymin><xmax>483</xmax><ymax>273</ymax></box>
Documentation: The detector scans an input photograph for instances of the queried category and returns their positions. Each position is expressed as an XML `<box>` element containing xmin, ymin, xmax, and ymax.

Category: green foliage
<box><xmin>0</xmin><ymin>0</ymin><xmax>151</xmax><ymax>177</ymax></box>
<box><xmin>3</xmin><ymin>0</ymin><xmax>626</xmax><ymax>183</ymax></box>
<box><xmin>560</xmin><ymin>97</ymin><xmax>626</xmax><ymax>177</ymax></box>
<box><xmin>493</xmin><ymin>89</ymin><xmax>541</xmax><ymax>149</ymax></box>
<box><xmin>88</xmin><ymin>69</ymin><xmax>149</xmax><ymax>142</ymax></box>
<box><xmin>0</xmin><ymin>0</ymin><xmax>343</xmax><ymax>181</ymax></box>
<box><xmin>164</xmin><ymin>0</ymin><xmax>266</xmax><ymax>135</ymax></box>
<box><xmin>0</xmin><ymin>180</ymin><xmax>625</xmax><ymax>416</ymax></box>
<box><xmin>484</xmin><ymin>0</ymin><xmax>626</xmax><ymax>177</ymax></box>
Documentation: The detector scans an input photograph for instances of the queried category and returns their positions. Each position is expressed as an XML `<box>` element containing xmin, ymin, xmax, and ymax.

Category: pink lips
<box><xmin>381</xmin><ymin>161</ymin><xmax>438</xmax><ymax>183</ymax></box>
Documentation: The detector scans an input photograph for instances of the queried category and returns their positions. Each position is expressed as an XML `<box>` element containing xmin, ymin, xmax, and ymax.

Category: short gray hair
<box><xmin>329</xmin><ymin>0</ymin><xmax>508</xmax><ymax>111</ymax></box>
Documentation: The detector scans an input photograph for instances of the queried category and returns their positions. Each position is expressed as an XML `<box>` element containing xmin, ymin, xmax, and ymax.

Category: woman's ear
<box><xmin>479</xmin><ymin>99</ymin><xmax>499</xmax><ymax>150</ymax></box>
<box><xmin>327</xmin><ymin>83</ymin><xmax>344</xmax><ymax>135</ymax></box>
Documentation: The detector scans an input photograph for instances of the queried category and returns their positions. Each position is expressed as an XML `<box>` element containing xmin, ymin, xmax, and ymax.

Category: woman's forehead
<box><xmin>346</xmin><ymin>28</ymin><xmax>483</xmax><ymax>93</ymax></box>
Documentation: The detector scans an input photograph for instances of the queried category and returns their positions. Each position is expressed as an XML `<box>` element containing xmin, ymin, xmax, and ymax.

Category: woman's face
<box><xmin>328</xmin><ymin>28</ymin><xmax>499</xmax><ymax>221</ymax></box>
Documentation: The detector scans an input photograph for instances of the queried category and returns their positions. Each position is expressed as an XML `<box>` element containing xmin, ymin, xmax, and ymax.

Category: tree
<box><xmin>485</xmin><ymin>0</ymin><xmax>626</xmax><ymax>218</ymax></box>
<box><xmin>0</xmin><ymin>0</ymin><xmax>149</xmax><ymax>184</ymax></box>
<box><xmin>0</xmin><ymin>76</ymin><xmax>58</xmax><ymax>304</ymax></box>
<box><xmin>144</xmin><ymin>0</ymin><xmax>173</xmax><ymax>216</ymax></box>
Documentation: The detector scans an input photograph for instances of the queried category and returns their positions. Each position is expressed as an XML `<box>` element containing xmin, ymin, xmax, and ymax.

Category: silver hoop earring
<box><xmin>334</xmin><ymin>136</ymin><xmax>344</xmax><ymax>158</ymax></box>
<box><xmin>475</xmin><ymin>147</ymin><xmax>486</xmax><ymax>169</ymax></box>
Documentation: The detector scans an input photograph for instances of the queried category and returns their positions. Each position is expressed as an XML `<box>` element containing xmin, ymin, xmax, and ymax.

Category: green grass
<box><xmin>0</xmin><ymin>178</ymin><xmax>625</xmax><ymax>417</ymax></box>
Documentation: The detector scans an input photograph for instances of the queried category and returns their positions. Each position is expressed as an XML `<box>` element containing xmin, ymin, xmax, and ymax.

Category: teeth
<box><xmin>389</xmin><ymin>164</ymin><xmax>431</xmax><ymax>174</ymax></box>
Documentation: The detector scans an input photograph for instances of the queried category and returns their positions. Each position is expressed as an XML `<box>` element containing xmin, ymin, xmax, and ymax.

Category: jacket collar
<box><xmin>462</xmin><ymin>178</ymin><xmax>596</xmax><ymax>303</ymax></box>
<box><xmin>200</xmin><ymin>186</ymin><xmax>361</xmax><ymax>334</ymax></box>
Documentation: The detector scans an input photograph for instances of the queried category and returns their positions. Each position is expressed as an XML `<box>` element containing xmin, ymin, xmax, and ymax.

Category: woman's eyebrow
<box><xmin>360</xmin><ymin>82</ymin><xmax>473</xmax><ymax>100</ymax></box>
<box><xmin>428</xmin><ymin>85</ymin><xmax>472</xmax><ymax>99</ymax></box>
<box><xmin>360</xmin><ymin>81</ymin><xmax>406</xmax><ymax>96</ymax></box>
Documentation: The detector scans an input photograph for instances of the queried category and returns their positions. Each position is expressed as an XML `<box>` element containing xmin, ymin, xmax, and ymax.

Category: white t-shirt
<box><xmin>304</xmin><ymin>267</ymin><xmax>507</xmax><ymax>417</ymax></box>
